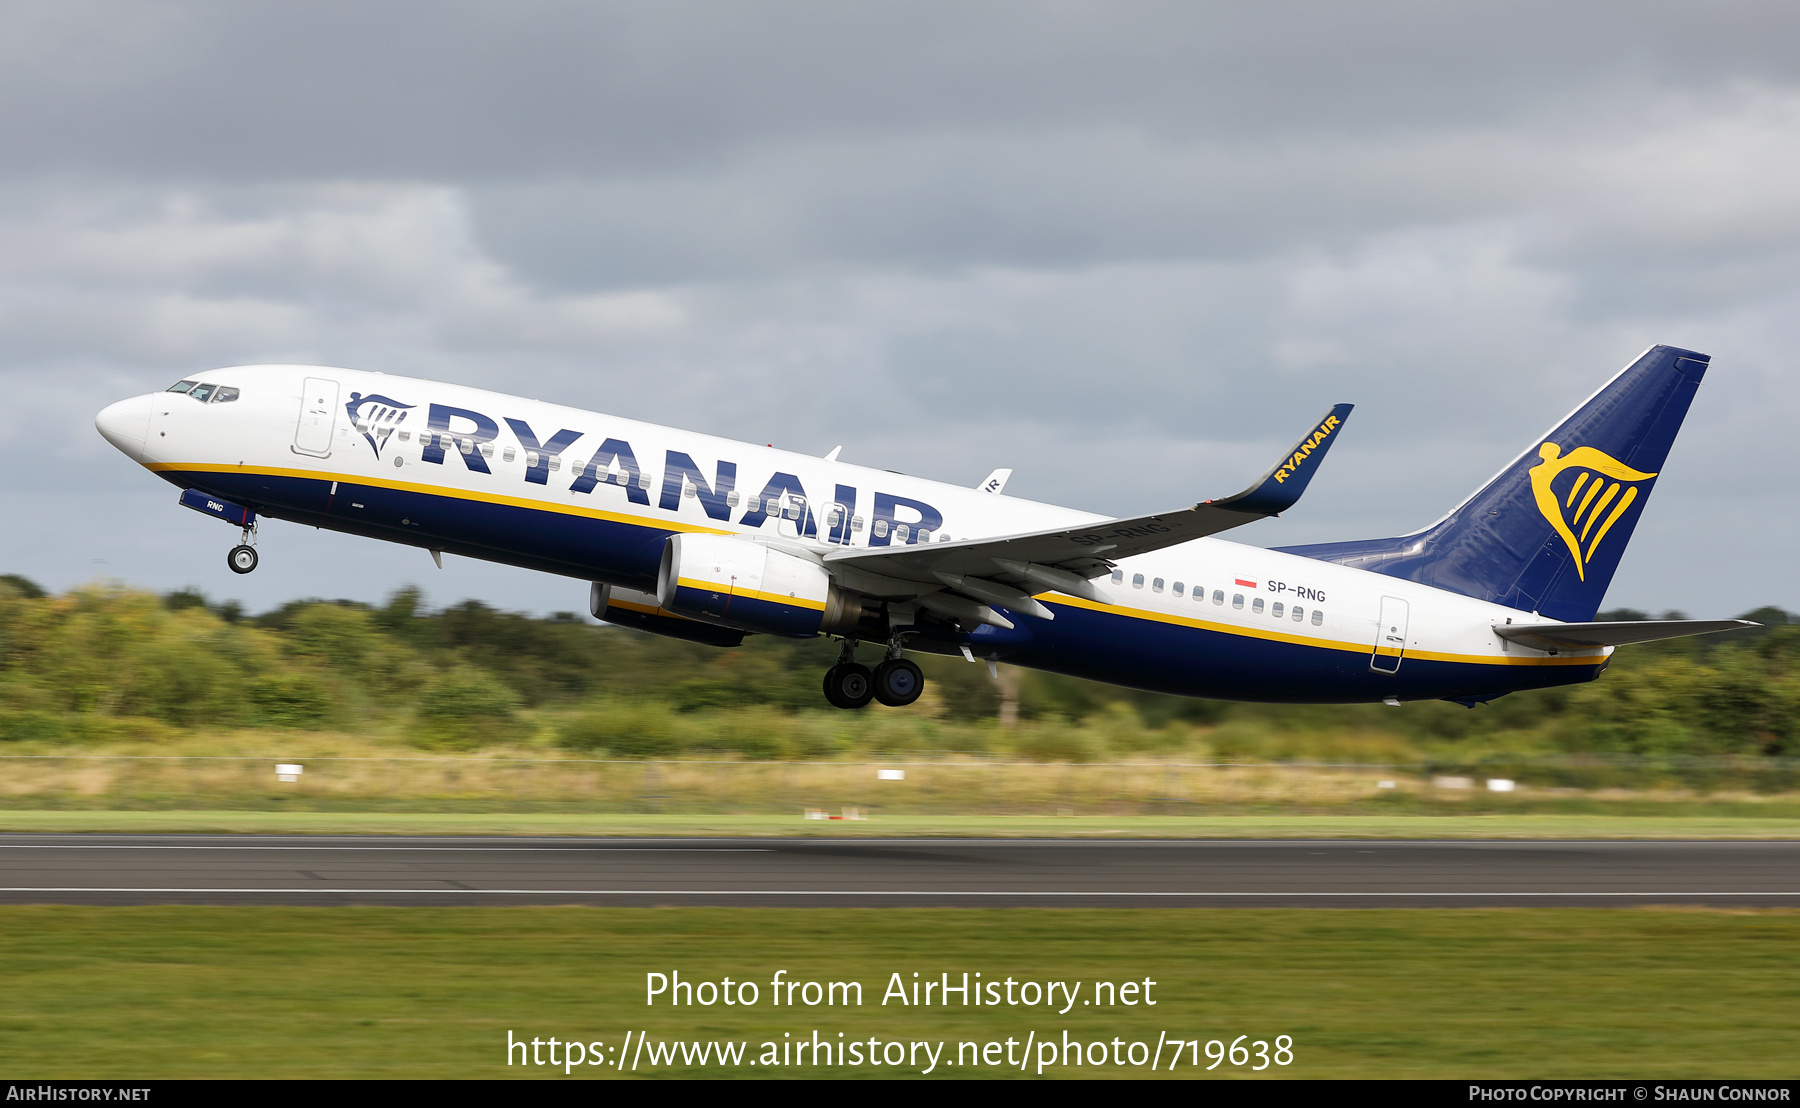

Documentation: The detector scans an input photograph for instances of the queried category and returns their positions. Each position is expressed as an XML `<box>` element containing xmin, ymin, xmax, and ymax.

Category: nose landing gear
<box><xmin>226</xmin><ymin>524</ymin><xmax>259</xmax><ymax>574</ymax></box>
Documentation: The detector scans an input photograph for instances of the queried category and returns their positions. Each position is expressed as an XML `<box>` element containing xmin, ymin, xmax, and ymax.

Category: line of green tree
<box><xmin>0</xmin><ymin>573</ymin><xmax>1793</xmax><ymax>760</ymax></box>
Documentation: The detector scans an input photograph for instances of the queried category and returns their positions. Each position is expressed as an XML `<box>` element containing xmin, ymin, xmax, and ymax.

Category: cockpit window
<box><xmin>167</xmin><ymin>380</ymin><xmax>198</xmax><ymax>393</ymax></box>
<box><xmin>187</xmin><ymin>383</ymin><xmax>217</xmax><ymax>403</ymax></box>
<box><xmin>211</xmin><ymin>386</ymin><xmax>240</xmax><ymax>403</ymax></box>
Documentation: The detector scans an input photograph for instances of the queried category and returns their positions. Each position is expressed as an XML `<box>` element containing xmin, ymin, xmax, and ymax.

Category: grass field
<box><xmin>0</xmin><ymin>906</ymin><xmax>1795</xmax><ymax>1078</ymax></box>
<box><xmin>2</xmin><ymin>809</ymin><xmax>1799</xmax><ymax>838</ymax></box>
<box><xmin>5</xmin><ymin>747</ymin><xmax>1800</xmax><ymax>826</ymax></box>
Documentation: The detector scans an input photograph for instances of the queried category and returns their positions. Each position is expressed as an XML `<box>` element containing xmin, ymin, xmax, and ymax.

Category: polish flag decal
<box><xmin>1235</xmin><ymin>578</ymin><xmax>1257</xmax><ymax>588</ymax></box>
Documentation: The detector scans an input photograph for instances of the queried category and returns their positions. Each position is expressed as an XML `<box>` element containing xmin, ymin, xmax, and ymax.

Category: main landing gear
<box><xmin>226</xmin><ymin>524</ymin><xmax>259</xmax><ymax>575</ymax></box>
<box><xmin>823</xmin><ymin>640</ymin><xmax>924</xmax><ymax>710</ymax></box>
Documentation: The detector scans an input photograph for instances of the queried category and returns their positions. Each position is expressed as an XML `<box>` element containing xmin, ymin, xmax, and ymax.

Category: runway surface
<box><xmin>1</xmin><ymin>835</ymin><xmax>1798</xmax><ymax>907</ymax></box>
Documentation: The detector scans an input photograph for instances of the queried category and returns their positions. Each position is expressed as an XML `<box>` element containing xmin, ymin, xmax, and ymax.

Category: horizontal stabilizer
<box><xmin>1493</xmin><ymin>618</ymin><xmax>1758</xmax><ymax>653</ymax></box>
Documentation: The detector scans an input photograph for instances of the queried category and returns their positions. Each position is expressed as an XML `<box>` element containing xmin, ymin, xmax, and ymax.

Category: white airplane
<box><xmin>94</xmin><ymin>345</ymin><xmax>1751</xmax><ymax>710</ymax></box>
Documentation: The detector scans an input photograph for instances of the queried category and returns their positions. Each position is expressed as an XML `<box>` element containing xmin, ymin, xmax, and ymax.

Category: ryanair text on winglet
<box><xmin>1272</xmin><ymin>415</ymin><xmax>1341</xmax><ymax>483</ymax></box>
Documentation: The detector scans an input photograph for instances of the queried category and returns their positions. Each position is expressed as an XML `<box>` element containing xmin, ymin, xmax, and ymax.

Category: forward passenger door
<box><xmin>293</xmin><ymin>377</ymin><xmax>339</xmax><ymax>458</ymax></box>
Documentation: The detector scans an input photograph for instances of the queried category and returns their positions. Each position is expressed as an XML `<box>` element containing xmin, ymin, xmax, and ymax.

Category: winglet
<box><xmin>1210</xmin><ymin>403</ymin><xmax>1353</xmax><ymax>515</ymax></box>
<box><xmin>977</xmin><ymin>468</ymin><xmax>1013</xmax><ymax>494</ymax></box>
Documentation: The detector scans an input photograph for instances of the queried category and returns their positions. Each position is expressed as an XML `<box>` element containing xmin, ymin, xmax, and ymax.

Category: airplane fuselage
<box><xmin>96</xmin><ymin>364</ymin><xmax>1608</xmax><ymax>705</ymax></box>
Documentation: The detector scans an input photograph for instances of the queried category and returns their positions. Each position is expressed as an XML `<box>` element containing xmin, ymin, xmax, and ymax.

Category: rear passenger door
<box><xmin>1370</xmin><ymin>596</ymin><xmax>1409</xmax><ymax>674</ymax></box>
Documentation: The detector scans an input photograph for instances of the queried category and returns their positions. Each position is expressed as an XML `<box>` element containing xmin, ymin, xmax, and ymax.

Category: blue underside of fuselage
<box><xmin>168</xmin><ymin>467</ymin><xmax>1604</xmax><ymax>704</ymax></box>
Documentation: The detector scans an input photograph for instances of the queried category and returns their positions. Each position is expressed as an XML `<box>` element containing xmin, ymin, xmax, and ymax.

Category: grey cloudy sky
<box><xmin>2</xmin><ymin>0</ymin><xmax>1794</xmax><ymax>618</ymax></box>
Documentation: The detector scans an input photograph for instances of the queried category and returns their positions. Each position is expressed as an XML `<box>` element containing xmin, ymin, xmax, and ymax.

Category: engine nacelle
<box><xmin>656</xmin><ymin>533</ymin><xmax>872</xmax><ymax>638</ymax></box>
<box><xmin>589</xmin><ymin>582</ymin><xmax>745</xmax><ymax>648</ymax></box>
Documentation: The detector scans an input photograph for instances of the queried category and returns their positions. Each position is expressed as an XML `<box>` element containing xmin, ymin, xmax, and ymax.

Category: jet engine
<box><xmin>656</xmin><ymin>532</ymin><xmax>874</xmax><ymax>638</ymax></box>
<box><xmin>589</xmin><ymin>582</ymin><xmax>745</xmax><ymax>647</ymax></box>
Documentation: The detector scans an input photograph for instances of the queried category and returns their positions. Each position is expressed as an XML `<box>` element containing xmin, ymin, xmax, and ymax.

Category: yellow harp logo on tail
<box><xmin>1527</xmin><ymin>443</ymin><xmax>1658</xmax><ymax>581</ymax></box>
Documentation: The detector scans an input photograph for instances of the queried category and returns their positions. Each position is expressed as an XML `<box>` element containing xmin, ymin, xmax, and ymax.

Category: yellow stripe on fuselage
<box><xmin>149</xmin><ymin>460</ymin><xmax>733</xmax><ymax>537</ymax></box>
<box><xmin>1040</xmin><ymin>594</ymin><xmax>1602</xmax><ymax>668</ymax></box>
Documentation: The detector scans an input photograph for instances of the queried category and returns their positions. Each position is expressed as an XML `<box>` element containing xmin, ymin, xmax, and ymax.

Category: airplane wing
<box><xmin>822</xmin><ymin>404</ymin><xmax>1352</xmax><ymax>622</ymax></box>
<box><xmin>1492</xmin><ymin>618</ymin><xmax>1758</xmax><ymax>653</ymax></box>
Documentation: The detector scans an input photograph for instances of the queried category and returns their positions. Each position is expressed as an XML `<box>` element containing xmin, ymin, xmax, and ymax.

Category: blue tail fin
<box><xmin>1275</xmin><ymin>345</ymin><xmax>1709</xmax><ymax>622</ymax></box>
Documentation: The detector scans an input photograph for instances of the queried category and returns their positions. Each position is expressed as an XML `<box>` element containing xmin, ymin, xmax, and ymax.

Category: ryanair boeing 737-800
<box><xmin>93</xmin><ymin>345</ymin><xmax>1752</xmax><ymax>710</ymax></box>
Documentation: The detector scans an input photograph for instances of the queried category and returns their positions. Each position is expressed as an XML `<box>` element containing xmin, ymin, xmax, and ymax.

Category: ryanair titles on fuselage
<box><xmin>410</xmin><ymin>399</ymin><xmax>942</xmax><ymax>546</ymax></box>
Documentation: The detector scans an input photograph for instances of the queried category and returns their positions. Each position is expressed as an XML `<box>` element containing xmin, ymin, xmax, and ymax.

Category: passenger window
<box><xmin>187</xmin><ymin>383</ymin><xmax>216</xmax><ymax>403</ymax></box>
<box><xmin>1272</xmin><ymin>602</ymin><xmax>1284</xmax><ymax>618</ymax></box>
<box><xmin>459</xmin><ymin>438</ymin><xmax>473</xmax><ymax>455</ymax></box>
<box><xmin>786</xmin><ymin>501</ymin><xmax>803</xmax><ymax>520</ymax></box>
<box><xmin>1132</xmin><ymin>573</ymin><xmax>1145</xmax><ymax>589</ymax></box>
<box><xmin>938</xmin><ymin>533</ymin><xmax>950</xmax><ymax>542</ymax></box>
<box><xmin>873</xmin><ymin>519</ymin><xmax>889</xmax><ymax>537</ymax></box>
<box><xmin>1213</xmin><ymin>590</ymin><xmax>1224</xmax><ymax>605</ymax></box>
<box><xmin>479</xmin><ymin>443</ymin><xmax>493</xmax><ymax>458</ymax></box>
<box><xmin>166</xmin><ymin>380</ymin><xmax>198</xmax><ymax>393</ymax></box>
<box><xmin>1311</xmin><ymin>609</ymin><xmax>1324</xmax><ymax>626</ymax></box>
<box><xmin>1112</xmin><ymin>570</ymin><xmax>1125</xmax><ymax>585</ymax></box>
<box><xmin>1172</xmin><ymin>582</ymin><xmax>1184</xmax><ymax>597</ymax></box>
<box><xmin>683</xmin><ymin>483</ymin><xmax>696</xmax><ymax>498</ymax></box>
<box><xmin>727</xmin><ymin>490</ymin><xmax>741</xmax><ymax>508</ymax></box>
<box><xmin>894</xmin><ymin>523</ymin><xmax>910</xmax><ymax>542</ymax></box>
<box><xmin>824</xmin><ymin>507</ymin><xmax>841</xmax><ymax>527</ymax></box>
<box><xmin>916</xmin><ymin>528</ymin><xmax>931</xmax><ymax>543</ymax></box>
<box><xmin>1232</xmin><ymin>594</ymin><xmax>1244</xmax><ymax>609</ymax></box>
<box><xmin>852</xmin><ymin>515</ymin><xmax>864</xmax><ymax>532</ymax></box>
<box><xmin>1152</xmin><ymin>578</ymin><xmax>1164</xmax><ymax>593</ymax></box>
<box><xmin>638</xmin><ymin>472</ymin><xmax>652</xmax><ymax>489</ymax></box>
<box><xmin>1293</xmin><ymin>606</ymin><xmax>1304</xmax><ymax>622</ymax></box>
<box><xmin>210</xmin><ymin>386</ymin><xmax>240</xmax><ymax>403</ymax></box>
<box><xmin>502</xmin><ymin>447</ymin><xmax>514</xmax><ymax>462</ymax></box>
<box><xmin>746</xmin><ymin>496</ymin><xmax>761</xmax><ymax>513</ymax></box>
<box><xmin>1252</xmin><ymin>597</ymin><xmax>1265</xmax><ymax>614</ymax></box>
<box><xmin>398</xmin><ymin>431</ymin><xmax>410</xmax><ymax>442</ymax></box>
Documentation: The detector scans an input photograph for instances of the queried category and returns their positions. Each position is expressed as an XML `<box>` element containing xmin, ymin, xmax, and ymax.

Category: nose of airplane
<box><xmin>95</xmin><ymin>394</ymin><xmax>153</xmax><ymax>462</ymax></box>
